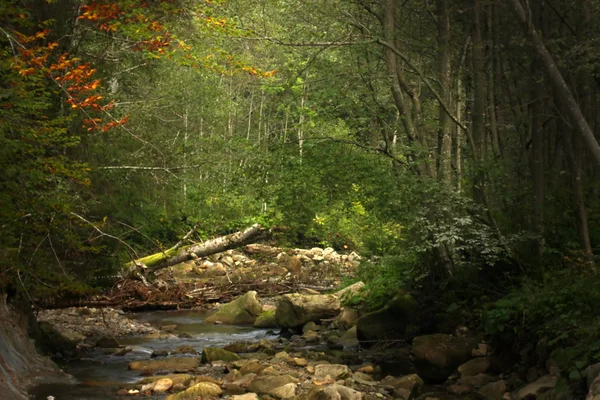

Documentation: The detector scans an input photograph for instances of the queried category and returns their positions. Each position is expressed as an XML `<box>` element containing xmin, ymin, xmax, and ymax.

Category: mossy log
<box><xmin>123</xmin><ymin>224</ymin><xmax>268</xmax><ymax>279</ymax></box>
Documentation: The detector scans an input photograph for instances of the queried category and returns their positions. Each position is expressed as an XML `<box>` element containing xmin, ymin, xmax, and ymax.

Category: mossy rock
<box><xmin>165</xmin><ymin>382</ymin><xmax>223</xmax><ymax>399</ymax></box>
<box><xmin>201</xmin><ymin>347</ymin><xmax>241</xmax><ymax>363</ymax></box>
<box><xmin>254</xmin><ymin>309</ymin><xmax>278</xmax><ymax>328</ymax></box>
<box><xmin>356</xmin><ymin>292</ymin><xmax>417</xmax><ymax>348</ymax></box>
<box><xmin>205</xmin><ymin>291</ymin><xmax>262</xmax><ymax>324</ymax></box>
<box><xmin>128</xmin><ymin>357</ymin><xmax>199</xmax><ymax>371</ymax></box>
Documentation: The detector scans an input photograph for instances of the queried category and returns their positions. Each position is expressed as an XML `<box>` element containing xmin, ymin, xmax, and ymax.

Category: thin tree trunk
<box><xmin>508</xmin><ymin>0</ymin><xmax>600</xmax><ymax>166</ymax></box>
<box><xmin>436</xmin><ymin>0</ymin><xmax>452</xmax><ymax>183</ymax></box>
<box><xmin>472</xmin><ymin>0</ymin><xmax>486</xmax><ymax>203</ymax></box>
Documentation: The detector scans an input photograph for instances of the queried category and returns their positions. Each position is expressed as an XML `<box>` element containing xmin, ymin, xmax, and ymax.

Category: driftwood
<box><xmin>122</xmin><ymin>224</ymin><xmax>268</xmax><ymax>279</ymax></box>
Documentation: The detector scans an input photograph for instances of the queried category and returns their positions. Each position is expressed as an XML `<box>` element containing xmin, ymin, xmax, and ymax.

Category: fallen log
<box><xmin>122</xmin><ymin>224</ymin><xmax>268</xmax><ymax>278</ymax></box>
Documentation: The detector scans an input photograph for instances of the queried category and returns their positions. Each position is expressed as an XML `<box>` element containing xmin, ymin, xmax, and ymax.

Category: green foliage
<box><xmin>484</xmin><ymin>266</ymin><xmax>600</xmax><ymax>386</ymax></box>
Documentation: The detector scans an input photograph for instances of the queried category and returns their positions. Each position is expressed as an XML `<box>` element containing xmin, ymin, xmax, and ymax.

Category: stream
<box><xmin>29</xmin><ymin>310</ymin><xmax>271</xmax><ymax>400</ymax></box>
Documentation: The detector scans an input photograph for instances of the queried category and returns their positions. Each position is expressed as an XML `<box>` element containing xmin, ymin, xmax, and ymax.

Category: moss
<box><xmin>254</xmin><ymin>309</ymin><xmax>278</xmax><ymax>328</ymax></box>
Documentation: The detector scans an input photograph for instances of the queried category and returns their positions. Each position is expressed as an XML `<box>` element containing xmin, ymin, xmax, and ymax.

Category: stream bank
<box><xmin>22</xmin><ymin>244</ymin><xmax>594</xmax><ymax>399</ymax></box>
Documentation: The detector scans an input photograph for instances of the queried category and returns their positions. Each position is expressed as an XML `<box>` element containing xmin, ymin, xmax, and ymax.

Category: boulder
<box><xmin>356</xmin><ymin>294</ymin><xmax>416</xmax><ymax>348</ymax></box>
<box><xmin>205</xmin><ymin>291</ymin><xmax>263</xmax><ymax>324</ymax></box>
<box><xmin>478</xmin><ymin>380</ymin><xmax>506</xmax><ymax>400</ymax></box>
<box><xmin>412</xmin><ymin>334</ymin><xmax>477</xmax><ymax>382</ymax></box>
<box><xmin>165</xmin><ymin>382</ymin><xmax>223</xmax><ymax>399</ymax></box>
<box><xmin>516</xmin><ymin>375</ymin><xmax>558</xmax><ymax>400</ymax></box>
<box><xmin>380</xmin><ymin>374</ymin><xmax>423</xmax><ymax>399</ymax></box>
<box><xmin>128</xmin><ymin>357</ymin><xmax>199</xmax><ymax>371</ymax></box>
<box><xmin>201</xmin><ymin>347</ymin><xmax>241</xmax><ymax>363</ymax></box>
<box><xmin>458</xmin><ymin>357</ymin><xmax>490</xmax><ymax>377</ymax></box>
<box><xmin>458</xmin><ymin>373</ymin><xmax>497</xmax><ymax>388</ymax></box>
<box><xmin>38</xmin><ymin>321</ymin><xmax>86</xmax><ymax>354</ymax></box>
<box><xmin>588</xmin><ymin>363</ymin><xmax>600</xmax><ymax>388</ymax></box>
<box><xmin>254</xmin><ymin>310</ymin><xmax>278</xmax><ymax>328</ymax></box>
<box><xmin>247</xmin><ymin>375</ymin><xmax>299</xmax><ymax>398</ymax></box>
<box><xmin>275</xmin><ymin>294</ymin><xmax>341</xmax><ymax>328</ymax></box>
<box><xmin>306</xmin><ymin>384</ymin><xmax>363</xmax><ymax>400</ymax></box>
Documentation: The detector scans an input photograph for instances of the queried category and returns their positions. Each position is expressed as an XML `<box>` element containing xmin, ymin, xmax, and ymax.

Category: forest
<box><xmin>1</xmin><ymin>0</ymin><xmax>600</xmax><ymax>399</ymax></box>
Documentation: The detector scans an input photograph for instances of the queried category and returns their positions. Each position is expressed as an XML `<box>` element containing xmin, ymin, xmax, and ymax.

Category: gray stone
<box><xmin>412</xmin><ymin>334</ymin><xmax>477</xmax><ymax>382</ymax></box>
<box><xmin>275</xmin><ymin>294</ymin><xmax>341</xmax><ymax>328</ymax></box>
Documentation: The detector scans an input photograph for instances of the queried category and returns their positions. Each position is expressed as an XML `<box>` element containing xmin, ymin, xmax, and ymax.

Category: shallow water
<box><xmin>29</xmin><ymin>309</ymin><xmax>270</xmax><ymax>400</ymax></box>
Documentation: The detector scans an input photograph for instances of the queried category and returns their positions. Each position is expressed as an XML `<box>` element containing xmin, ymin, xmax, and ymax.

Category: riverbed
<box><xmin>29</xmin><ymin>310</ymin><xmax>271</xmax><ymax>400</ymax></box>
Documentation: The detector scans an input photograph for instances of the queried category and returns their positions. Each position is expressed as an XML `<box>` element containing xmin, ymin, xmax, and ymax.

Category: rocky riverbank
<box><xmin>31</xmin><ymin>245</ymin><xmax>600</xmax><ymax>399</ymax></box>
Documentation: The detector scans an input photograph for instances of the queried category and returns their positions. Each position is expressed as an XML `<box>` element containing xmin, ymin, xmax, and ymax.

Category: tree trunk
<box><xmin>508</xmin><ymin>0</ymin><xmax>600</xmax><ymax>166</ymax></box>
<box><xmin>123</xmin><ymin>224</ymin><xmax>268</xmax><ymax>278</ymax></box>
<box><xmin>472</xmin><ymin>0</ymin><xmax>486</xmax><ymax>203</ymax></box>
<box><xmin>436</xmin><ymin>0</ymin><xmax>452</xmax><ymax>183</ymax></box>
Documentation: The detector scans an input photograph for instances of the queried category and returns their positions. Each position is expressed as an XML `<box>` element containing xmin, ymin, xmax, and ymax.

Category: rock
<box><xmin>204</xmin><ymin>263</ymin><xmax>227</xmax><ymax>277</ymax></box>
<box><xmin>95</xmin><ymin>336</ymin><xmax>120</xmax><ymax>348</ymax></box>
<box><xmin>304</xmin><ymin>330</ymin><xmax>321</xmax><ymax>343</ymax></box>
<box><xmin>38</xmin><ymin>321</ymin><xmax>86</xmax><ymax>354</ymax></box>
<box><xmin>478</xmin><ymin>380</ymin><xmax>507</xmax><ymax>400</ymax></box>
<box><xmin>239</xmin><ymin>360</ymin><xmax>265</xmax><ymax>375</ymax></box>
<box><xmin>472</xmin><ymin>343</ymin><xmax>493</xmax><ymax>357</ymax></box>
<box><xmin>314</xmin><ymin>364</ymin><xmax>352</xmax><ymax>384</ymax></box>
<box><xmin>247</xmin><ymin>375</ymin><xmax>299</xmax><ymax>398</ymax></box>
<box><xmin>303</xmin><ymin>321</ymin><xmax>319</xmax><ymax>333</ymax></box>
<box><xmin>128</xmin><ymin>357</ymin><xmax>199</xmax><ymax>371</ymax></box>
<box><xmin>380</xmin><ymin>374</ymin><xmax>423</xmax><ymax>399</ymax></box>
<box><xmin>178</xmin><ymin>332</ymin><xmax>193</xmax><ymax>339</ymax></box>
<box><xmin>138</xmin><ymin>374</ymin><xmax>194</xmax><ymax>387</ymax></box>
<box><xmin>165</xmin><ymin>382</ymin><xmax>223</xmax><ymax>399</ymax></box>
<box><xmin>458</xmin><ymin>357</ymin><xmax>490</xmax><ymax>377</ymax></box>
<box><xmin>205</xmin><ymin>291</ymin><xmax>263</xmax><ymax>324</ymax></box>
<box><xmin>458</xmin><ymin>373</ymin><xmax>497</xmax><ymax>388</ymax></box>
<box><xmin>588</xmin><ymin>374</ymin><xmax>600</xmax><ymax>400</ymax></box>
<box><xmin>270</xmin><ymin>383</ymin><xmax>297</xmax><ymax>399</ymax></box>
<box><xmin>335</xmin><ymin>281</ymin><xmax>366</xmax><ymax>302</ymax></box>
<box><xmin>276</xmin><ymin>293</ymin><xmax>341</xmax><ymax>328</ymax></box>
<box><xmin>412</xmin><ymin>334</ymin><xmax>477</xmax><ymax>382</ymax></box>
<box><xmin>353</xmin><ymin>371</ymin><xmax>376</xmax><ymax>386</ymax></box>
<box><xmin>299</xmin><ymin>288</ymin><xmax>321</xmax><ymax>295</ymax></box>
<box><xmin>306</xmin><ymin>383</ymin><xmax>363</xmax><ymax>400</ymax></box>
<box><xmin>516</xmin><ymin>375</ymin><xmax>558</xmax><ymax>400</ymax></box>
<box><xmin>338</xmin><ymin>326</ymin><xmax>359</xmax><ymax>348</ymax></box>
<box><xmin>172</xmin><ymin>345</ymin><xmax>196</xmax><ymax>355</ymax></box>
<box><xmin>151</xmin><ymin>349</ymin><xmax>169</xmax><ymax>358</ymax></box>
<box><xmin>153</xmin><ymin>378</ymin><xmax>174</xmax><ymax>393</ymax></box>
<box><xmin>232</xmin><ymin>394</ymin><xmax>259</xmax><ymax>400</ymax></box>
<box><xmin>357</xmin><ymin>365</ymin><xmax>374</xmax><ymax>374</ymax></box>
<box><xmin>224</xmin><ymin>383</ymin><xmax>248</xmax><ymax>395</ymax></box>
<box><xmin>588</xmin><ymin>363</ymin><xmax>600</xmax><ymax>388</ymax></box>
<box><xmin>356</xmin><ymin>294</ymin><xmax>416</xmax><ymax>348</ymax></box>
<box><xmin>161</xmin><ymin>324</ymin><xmax>178</xmax><ymax>333</ymax></box>
<box><xmin>448</xmin><ymin>384</ymin><xmax>471</xmax><ymax>395</ymax></box>
<box><xmin>287</xmin><ymin>357</ymin><xmax>308</xmax><ymax>367</ymax></box>
<box><xmin>254</xmin><ymin>310</ymin><xmax>278</xmax><ymax>328</ymax></box>
<box><xmin>201</xmin><ymin>347</ymin><xmax>241</xmax><ymax>363</ymax></box>
<box><xmin>333</xmin><ymin>308</ymin><xmax>360</xmax><ymax>330</ymax></box>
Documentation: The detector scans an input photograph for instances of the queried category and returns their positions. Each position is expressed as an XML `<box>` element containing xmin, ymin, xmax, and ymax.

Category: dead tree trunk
<box><xmin>123</xmin><ymin>224</ymin><xmax>268</xmax><ymax>278</ymax></box>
